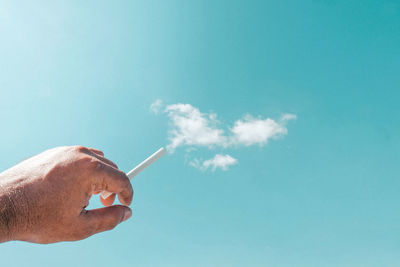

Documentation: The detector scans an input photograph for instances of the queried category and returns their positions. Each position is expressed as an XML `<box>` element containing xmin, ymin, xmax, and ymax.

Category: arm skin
<box><xmin>0</xmin><ymin>146</ymin><xmax>133</xmax><ymax>244</ymax></box>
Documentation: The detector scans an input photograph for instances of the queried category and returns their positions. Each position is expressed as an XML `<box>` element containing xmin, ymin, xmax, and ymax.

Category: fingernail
<box><xmin>122</xmin><ymin>209</ymin><xmax>132</xmax><ymax>222</ymax></box>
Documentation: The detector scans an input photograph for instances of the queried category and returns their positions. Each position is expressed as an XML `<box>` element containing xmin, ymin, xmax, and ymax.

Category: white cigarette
<box><xmin>101</xmin><ymin>147</ymin><xmax>166</xmax><ymax>199</ymax></box>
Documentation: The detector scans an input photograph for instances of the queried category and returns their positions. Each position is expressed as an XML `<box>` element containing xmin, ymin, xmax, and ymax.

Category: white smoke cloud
<box><xmin>190</xmin><ymin>154</ymin><xmax>238</xmax><ymax>171</ymax></box>
<box><xmin>229</xmin><ymin>115</ymin><xmax>290</xmax><ymax>147</ymax></box>
<box><xmin>150</xmin><ymin>99</ymin><xmax>163</xmax><ymax>114</ymax></box>
<box><xmin>164</xmin><ymin>103</ymin><xmax>227</xmax><ymax>152</ymax></box>
<box><xmin>151</xmin><ymin>100</ymin><xmax>296</xmax><ymax>171</ymax></box>
<box><xmin>281</xmin><ymin>113</ymin><xmax>297</xmax><ymax>121</ymax></box>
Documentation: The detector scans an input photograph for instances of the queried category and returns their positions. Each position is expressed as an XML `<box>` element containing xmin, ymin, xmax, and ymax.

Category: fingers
<box><xmin>76</xmin><ymin>146</ymin><xmax>133</xmax><ymax>206</ymax></box>
<box><xmin>92</xmin><ymin>163</ymin><xmax>133</xmax><ymax>206</ymax></box>
<box><xmin>100</xmin><ymin>193</ymin><xmax>116</xmax><ymax>206</ymax></box>
<box><xmin>84</xmin><ymin>148</ymin><xmax>118</xmax><ymax>169</ymax></box>
<box><xmin>89</xmin><ymin>152</ymin><xmax>119</xmax><ymax>169</ymax></box>
<box><xmin>80</xmin><ymin>205</ymin><xmax>132</xmax><ymax>238</ymax></box>
<box><xmin>88</xmin><ymin>147</ymin><xmax>104</xmax><ymax>156</ymax></box>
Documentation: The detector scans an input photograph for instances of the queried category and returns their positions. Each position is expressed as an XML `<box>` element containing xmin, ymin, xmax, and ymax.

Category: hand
<box><xmin>0</xmin><ymin>146</ymin><xmax>133</xmax><ymax>244</ymax></box>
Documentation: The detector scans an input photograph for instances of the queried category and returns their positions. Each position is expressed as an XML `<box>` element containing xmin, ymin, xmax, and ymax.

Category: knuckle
<box><xmin>76</xmin><ymin>155</ymin><xmax>92</xmax><ymax>166</ymax></box>
<box><xmin>111</xmin><ymin>168</ymin><xmax>128</xmax><ymax>182</ymax></box>
<box><xmin>81</xmin><ymin>157</ymin><xmax>102</xmax><ymax>170</ymax></box>
<box><xmin>118</xmin><ymin>170</ymin><xmax>129</xmax><ymax>181</ymax></box>
<box><xmin>75</xmin><ymin>145</ymin><xmax>89</xmax><ymax>153</ymax></box>
<box><xmin>94</xmin><ymin>161</ymin><xmax>104</xmax><ymax>171</ymax></box>
<box><xmin>100</xmin><ymin>178</ymin><xmax>108</xmax><ymax>192</ymax></box>
<box><xmin>89</xmin><ymin>147</ymin><xmax>104</xmax><ymax>155</ymax></box>
<box><xmin>75</xmin><ymin>156</ymin><xmax>106</xmax><ymax>174</ymax></box>
<box><xmin>119</xmin><ymin>173</ymin><xmax>128</xmax><ymax>183</ymax></box>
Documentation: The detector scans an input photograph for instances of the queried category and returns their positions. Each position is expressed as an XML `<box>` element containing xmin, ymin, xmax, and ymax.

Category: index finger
<box><xmin>91</xmin><ymin>162</ymin><xmax>133</xmax><ymax>206</ymax></box>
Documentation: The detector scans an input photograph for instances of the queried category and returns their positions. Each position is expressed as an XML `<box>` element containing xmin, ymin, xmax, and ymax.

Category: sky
<box><xmin>0</xmin><ymin>0</ymin><xmax>400</xmax><ymax>266</ymax></box>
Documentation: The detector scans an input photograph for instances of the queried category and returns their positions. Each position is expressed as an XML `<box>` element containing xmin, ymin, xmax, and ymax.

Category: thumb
<box><xmin>81</xmin><ymin>205</ymin><xmax>132</xmax><ymax>236</ymax></box>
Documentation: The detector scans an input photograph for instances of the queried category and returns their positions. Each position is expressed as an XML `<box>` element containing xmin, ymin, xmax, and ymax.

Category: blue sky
<box><xmin>1</xmin><ymin>1</ymin><xmax>400</xmax><ymax>266</ymax></box>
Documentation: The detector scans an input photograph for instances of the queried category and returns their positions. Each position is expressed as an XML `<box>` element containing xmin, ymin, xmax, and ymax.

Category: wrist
<box><xmin>0</xmin><ymin>175</ymin><xmax>29</xmax><ymax>243</ymax></box>
<box><xmin>0</xmin><ymin>185</ymin><xmax>16</xmax><ymax>242</ymax></box>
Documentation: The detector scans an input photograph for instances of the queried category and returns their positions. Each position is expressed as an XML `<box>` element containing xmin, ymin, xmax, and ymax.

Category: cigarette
<box><xmin>100</xmin><ymin>147</ymin><xmax>166</xmax><ymax>199</ymax></box>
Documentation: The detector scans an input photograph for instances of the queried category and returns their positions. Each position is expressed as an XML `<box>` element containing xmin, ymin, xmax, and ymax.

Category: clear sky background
<box><xmin>1</xmin><ymin>1</ymin><xmax>400</xmax><ymax>266</ymax></box>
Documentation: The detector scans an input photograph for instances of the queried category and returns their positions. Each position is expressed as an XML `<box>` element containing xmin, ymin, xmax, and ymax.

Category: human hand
<box><xmin>0</xmin><ymin>146</ymin><xmax>133</xmax><ymax>244</ymax></box>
